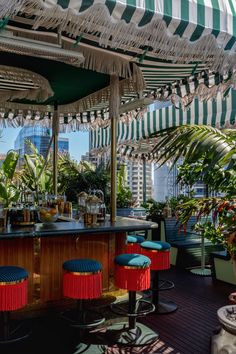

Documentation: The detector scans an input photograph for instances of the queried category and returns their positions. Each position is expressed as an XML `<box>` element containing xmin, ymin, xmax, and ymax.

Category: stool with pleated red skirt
<box><xmin>62</xmin><ymin>258</ymin><xmax>105</xmax><ymax>329</ymax></box>
<box><xmin>107</xmin><ymin>253</ymin><xmax>158</xmax><ymax>346</ymax></box>
<box><xmin>0</xmin><ymin>266</ymin><xmax>30</xmax><ymax>344</ymax></box>
<box><xmin>126</xmin><ymin>235</ymin><xmax>145</xmax><ymax>254</ymax></box>
<box><xmin>140</xmin><ymin>241</ymin><xmax>178</xmax><ymax>314</ymax></box>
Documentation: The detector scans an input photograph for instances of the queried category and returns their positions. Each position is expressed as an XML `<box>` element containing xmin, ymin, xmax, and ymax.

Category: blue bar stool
<box><xmin>141</xmin><ymin>241</ymin><xmax>178</xmax><ymax>314</ymax></box>
<box><xmin>61</xmin><ymin>258</ymin><xmax>105</xmax><ymax>329</ymax></box>
<box><xmin>0</xmin><ymin>266</ymin><xmax>30</xmax><ymax>344</ymax></box>
<box><xmin>108</xmin><ymin>253</ymin><xmax>158</xmax><ymax>346</ymax></box>
<box><xmin>126</xmin><ymin>235</ymin><xmax>145</xmax><ymax>254</ymax></box>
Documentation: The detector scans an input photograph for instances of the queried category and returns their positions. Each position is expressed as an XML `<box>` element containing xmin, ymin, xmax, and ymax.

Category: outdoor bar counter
<box><xmin>0</xmin><ymin>217</ymin><xmax>158</xmax><ymax>308</ymax></box>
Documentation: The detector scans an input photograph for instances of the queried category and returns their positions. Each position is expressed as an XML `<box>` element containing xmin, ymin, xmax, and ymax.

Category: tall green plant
<box><xmin>0</xmin><ymin>150</ymin><xmax>20</xmax><ymax>207</ymax></box>
<box><xmin>117</xmin><ymin>164</ymin><xmax>133</xmax><ymax>208</ymax></box>
<box><xmin>58</xmin><ymin>155</ymin><xmax>110</xmax><ymax>204</ymax></box>
<box><xmin>20</xmin><ymin>140</ymin><xmax>53</xmax><ymax>202</ymax></box>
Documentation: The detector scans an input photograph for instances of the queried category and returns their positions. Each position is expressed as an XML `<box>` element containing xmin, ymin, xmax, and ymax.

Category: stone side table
<box><xmin>211</xmin><ymin>305</ymin><xmax>236</xmax><ymax>354</ymax></box>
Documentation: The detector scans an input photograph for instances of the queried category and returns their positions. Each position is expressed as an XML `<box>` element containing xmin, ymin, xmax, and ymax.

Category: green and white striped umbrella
<box><xmin>90</xmin><ymin>88</ymin><xmax>236</xmax><ymax>159</ymax></box>
<box><xmin>2</xmin><ymin>0</ymin><xmax>236</xmax><ymax>73</ymax></box>
<box><xmin>1</xmin><ymin>0</ymin><xmax>236</xmax><ymax>130</ymax></box>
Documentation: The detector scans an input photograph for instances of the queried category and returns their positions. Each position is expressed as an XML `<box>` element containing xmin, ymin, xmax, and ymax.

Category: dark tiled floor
<box><xmin>1</xmin><ymin>267</ymin><xmax>235</xmax><ymax>354</ymax></box>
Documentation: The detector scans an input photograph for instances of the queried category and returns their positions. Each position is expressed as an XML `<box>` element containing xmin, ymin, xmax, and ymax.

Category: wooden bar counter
<box><xmin>0</xmin><ymin>217</ymin><xmax>157</xmax><ymax>308</ymax></box>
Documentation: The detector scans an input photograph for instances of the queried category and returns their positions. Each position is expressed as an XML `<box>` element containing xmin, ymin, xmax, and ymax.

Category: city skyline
<box><xmin>0</xmin><ymin>127</ymin><xmax>89</xmax><ymax>162</ymax></box>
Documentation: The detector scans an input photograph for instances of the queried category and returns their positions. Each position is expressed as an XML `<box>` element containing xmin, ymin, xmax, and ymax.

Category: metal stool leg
<box><xmin>61</xmin><ymin>299</ymin><xmax>105</xmax><ymax>329</ymax></box>
<box><xmin>0</xmin><ymin>311</ymin><xmax>30</xmax><ymax>344</ymax></box>
<box><xmin>107</xmin><ymin>290</ymin><xmax>158</xmax><ymax>347</ymax></box>
<box><xmin>152</xmin><ymin>271</ymin><xmax>178</xmax><ymax>314</ymax></box>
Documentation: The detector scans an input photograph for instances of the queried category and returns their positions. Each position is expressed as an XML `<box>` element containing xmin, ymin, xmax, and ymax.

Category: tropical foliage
<box><xmin>19</xmin><ymin>140</ymin><xmax>53</xmax><ymax>202</ymax></box>
<box><xmin>117</xmin><ymin>164</ymin><xmax>133</xmax><ymax>208</ymax></box>
<box><xmin>58</xmin><ymin>155</ymin><xmax>110</xmax><ymax>204</ymax></box>
<box><xmin>142</xmin><ymin>198</ymin><xmax>166</xmax><ymax>218</ymax></box>
<box><xmin>152</xmin><ymin>125</ymin><xmax>236</xmax><ymax>173</ymax></box>
<box><xmin>0</xmin><ymin>142</ymin><xmax>110</xmax><ymax>207</ymax></box>
<box><xmin>176</xmin><ymin>197</ymin><xmax>236</xmax><ymax>259</ymax></box>
<box><xmin>0</xmin><ymin>150</ymin><xmax>20</xmax><ymax>207</ymax></box>
<box><xmin>151</xmin><ymin>124</ymin><xmax>236</xmax><ymax>257</ymax></box>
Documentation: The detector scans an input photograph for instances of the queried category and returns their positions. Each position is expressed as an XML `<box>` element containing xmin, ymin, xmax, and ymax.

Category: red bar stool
<box><xmin>62</xmin><ymin>258</ymin><xmax>105</xmax><ymax>329</ymax></box>
<box><xmin>0</xmin><ymin>266</ymin><xmax>30</xmax><ymax>344</ymax></box>
<box><xmin>108</xmin><ymin>253</ymin><xmax>158</xmax><ymax>346</ymax></box>
<box><xmin>126</xmin><ymin>235</ymin><xmax>145</xmax><ymax>254</ymax></box>
<box><xmin>140</xmin><ymin>241</ymin><xmax>178</xmax><ymax>314</ymax></box>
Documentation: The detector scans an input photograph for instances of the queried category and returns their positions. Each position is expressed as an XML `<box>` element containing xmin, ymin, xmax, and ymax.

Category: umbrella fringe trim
<box><xmin>1</xmin><ymin>1</ymin><xmax>236</xmax><ymax>73</ymax></box>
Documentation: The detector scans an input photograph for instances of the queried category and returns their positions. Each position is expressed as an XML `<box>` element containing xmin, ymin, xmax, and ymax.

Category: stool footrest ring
<box><xmin>158</xmin><ymin>279</ymin><xmax>175</xmax><ymax>291</ymax></box>
<box><xmin>0</xmin><ymin>319</ymin><xmax>31</xmax><ymax>344</ymax></box>
<box><xmin>61</xmin><ymin>309</ymin><xmax>105</xmax><ymax>329</ymax></box>
<box><xmin>111</xmin><ymin>299</ymin><xmax>155</xmax><ymax>317</ymax></box>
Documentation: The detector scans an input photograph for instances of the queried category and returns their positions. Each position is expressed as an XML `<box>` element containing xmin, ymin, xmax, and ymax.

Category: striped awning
<box><xmin>2</xmin><ymin>0</ymin><xmax>236</xmax><ymax>74</ymax></box>
<box><xmin>90</xmin><ymin>88</ymin><xmax>236</xmax><ymax>160</ymax></box>
<box><xmin>0</xmin><ymin>69</ymin><xmax>234</xmax><ymax>132</ymax></box>
<box><xmin>0</xmin><ymin>1</ymin><xmax>236</xmax><ymax>131</ymax></box>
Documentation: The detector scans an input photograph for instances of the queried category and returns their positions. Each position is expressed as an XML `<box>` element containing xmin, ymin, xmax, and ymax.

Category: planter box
<box><xmin>210</xmin><ymin>251</ymin><xmax>236</xmax><ymax>285</ymax></box>
<box><xmin>116</xmin><ymin>208</ymin><xmax>133</xmax><ymax>217</ymax></box>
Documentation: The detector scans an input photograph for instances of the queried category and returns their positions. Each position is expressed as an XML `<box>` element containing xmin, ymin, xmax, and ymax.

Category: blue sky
<box><xmin>0</xmin><ymin>127</ymin><xmax>89</xmax><ymax>162</ymax></box>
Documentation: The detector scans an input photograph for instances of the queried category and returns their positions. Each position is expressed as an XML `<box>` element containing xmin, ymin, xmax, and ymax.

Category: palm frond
<box><xmin>151</xmin><ymin>125</ymin><xmax>236</xmax><ymax>170</ymax></box>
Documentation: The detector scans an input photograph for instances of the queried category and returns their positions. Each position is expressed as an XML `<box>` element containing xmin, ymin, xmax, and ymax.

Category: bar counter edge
<box><xmin>0</xmin><ymin>216</ymin><xmax>158</xmax><ymax>239</ymax></box>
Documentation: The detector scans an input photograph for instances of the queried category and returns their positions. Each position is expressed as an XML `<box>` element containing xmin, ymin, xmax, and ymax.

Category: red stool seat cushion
<box><xmin>0</xmin><ymin>266</ymin><xmax>28</xmax><ymax>311</ymax></box>
<box><xmin>141</xmin><ymin>241</ymin><xmax>171</xmax><ymax>271</ymax></box>
<box><xmin>63</xmin><ymin>272</ymin><xmax>102</xmax><ymax>300</ymax></box>
<box><xmin>114</xmin><ymin>254</ymin><xmax>151</xmax><ymax>291</ymax></box>
<box><xmin>63</xmin><ymin>259</ymin><xmax>102</xmax><ymax>300</ymax></box>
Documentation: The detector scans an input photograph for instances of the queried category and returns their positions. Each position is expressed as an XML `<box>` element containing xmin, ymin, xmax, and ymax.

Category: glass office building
<box><xmin>14</xmin><ymin>126</ymin><xmax>69</xmax><ymax>163</ymax></box>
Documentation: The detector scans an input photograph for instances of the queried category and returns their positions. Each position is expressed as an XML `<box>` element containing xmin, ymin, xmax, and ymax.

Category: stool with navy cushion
<box><xmin>108</xmin><ymin>253</ymin><xmax>158</xmax><ymax>346</ymax></box>
<box><xmin>62</xmin><ymin>258</ymin><xmax>105</xmax><ymax>328</ymax></box>
<box><xmin>0</xmin><ymin>266</ymin><xmax>30</xmax><ymax>344</ymax></box>
<box><xmin>126</xmin><ymin>235</ymin><xmax>145</xmax><ymax>254</ymax></box>
<box><xmin>140</xmin><ymin>241</ymin><xmax>178</xmax><ymax>314</ymax></box>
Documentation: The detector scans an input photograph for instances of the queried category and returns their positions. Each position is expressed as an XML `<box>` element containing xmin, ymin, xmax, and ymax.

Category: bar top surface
<box><xmin>0</xmin><ymin>217</ymin><xmax>158</xmax><ymax>239</ymax></box>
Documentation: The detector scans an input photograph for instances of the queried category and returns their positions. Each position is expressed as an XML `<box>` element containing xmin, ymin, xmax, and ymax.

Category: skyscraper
<box><xmin>126</xmin><ymin>160</ymin><xmax>152</xmax><ymax>205</ymax></box>
<box><xmin>14</xmin><ymin>126</ymin><xmax>69</xmax><ymax>164</ymax></box>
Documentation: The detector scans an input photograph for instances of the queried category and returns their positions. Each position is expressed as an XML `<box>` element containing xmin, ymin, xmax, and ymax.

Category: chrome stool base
<box><xmin>154</xmin><ymin>299</ymin><xmax>178</xmax><ymax>314</ymax></box>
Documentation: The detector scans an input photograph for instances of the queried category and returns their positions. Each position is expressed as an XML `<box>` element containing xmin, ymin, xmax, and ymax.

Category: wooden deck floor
<box><xmin>3</xmin><ymin>267</ymin><xmax>235</xmax><ymax>354</ymax></box>
<box><xmin>140</xmin><ymin>267</ymin><xmax>235</xmax><ymax>354</ymax></box>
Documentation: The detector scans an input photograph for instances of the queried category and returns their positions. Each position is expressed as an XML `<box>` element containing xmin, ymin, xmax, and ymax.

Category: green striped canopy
<box><xmin>90</xmin><ymin>89</ymin><xmax>236</xmax><ymax>159</ymax></box>
<box><xmin>3</xmin><ymin>0</ymin><xmax>236</xmax><ymax>48</ymax></box>
<box><xmin>2</xmin><ymin>0</ymin><xmax>236</xmax><ymax>73</ymax></box>
<box><xmin>1</xmin><ymin>0</ymin><xmax>236</xmax><ymax>131</ymax></box>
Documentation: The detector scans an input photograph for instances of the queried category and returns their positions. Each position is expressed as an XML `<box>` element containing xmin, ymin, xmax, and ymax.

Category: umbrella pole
<box><xmin>142</xmin><ymin>157</ymin><xmax>147</xmax><ymax>203</ymax></box>
<box><xmin>52</xmin><ymin>102</ymin><xmax>59</xmax><ymax>196</ymax></box>
<box><xmin>109</xmin><ymin>75</ymin><xmax>120</xmax><ymax>223</ymax></box>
